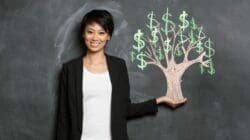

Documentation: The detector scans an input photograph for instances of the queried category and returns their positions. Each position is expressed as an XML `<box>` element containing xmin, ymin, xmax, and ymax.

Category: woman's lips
<box><xmin>90</xmin><ymin>42</ymin><xmax>100</xmax><ymax>47</ymax></box>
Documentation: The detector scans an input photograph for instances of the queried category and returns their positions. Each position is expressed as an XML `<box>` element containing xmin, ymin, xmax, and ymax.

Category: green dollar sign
<box><xmin>151</xmin><ymin>26</ymin><xmax>159</xmax><ymax>44</ymax></box>
<box><xmin>197</xmin><ymin>27</ymin><xmax>206</xmax><ymax>39</ymax></box>
<box><xmin>175</xmin><ymin>45</ymin><xmax>183</xmax><ymax>57</ymax></box>
<box><xmin>146</xmin><ymin>11</ymin><xmax>159</xmax><ymax>44</ymax></box>
<box><xmin>130</xmin><ymin>51</ymin><xmax>136</xmax><ymax>62</ymax></box>
<box><xmin>157</xmin><ymin>48</ymin><xmax>164</xmax><ymax>60</ymax></box>
<box><xmin>136</xmin><ymin>52</ymin><xmax>147</xmax><ymax>70</ymax></box>
<box><xmin>146</xmin><ymin>11</ymin><xmax>158</xmax><ymax>30</ymax></box>
<box><xmin>189</xmin><ymin>30</ymin><xmax>196</xmax><ymax>44</ymax></box>
<box><xmin>179</xmin><ymin>11</ymin><xmax>189</xmax><ymax>31</ymax></box>
<box><xmin>163</xmin><ymin>37</ymin><xmax>172</xmax><ymax>53</ymax></box>
<box><xmin>133</xmin><ymin>29</ymin><xmax>145</xmax><ymax>52</ymax></box>
<box><xmin>190</xmin><ymin>18</ymin><xmax>198</xmax><ymax>30</ymax></box>
<box><xmin>204</xmin><ymin>38</ymin><xmax>215</xmax><ymax>58</ymax></box>
<box><xmin>199</xmin><ymin>64</ymin><xmax>205</xmax><ymax>74</ymax></box>
<box><xmin>195</xmin><ymin>27</ymin><xmax>205</xmax><ymax>54</ymax></box>
<box><xmin>161</xmin><ymin>8</ymin><xmax>175</xmax><ymax>35</ymax></box>
<box><xmin>179</xmin><ymin>31</ymin><xmax>188</xmax><ymax>49</ymax></box>
<box><xmin>207</xmin><ymin>59</ymin><xmax>216</xmax><ymax>75</ymax></box>
<box><xmin>196</xmin><ymin>41</ymin><xmax>204</xmax><ymax>54</ymax></box>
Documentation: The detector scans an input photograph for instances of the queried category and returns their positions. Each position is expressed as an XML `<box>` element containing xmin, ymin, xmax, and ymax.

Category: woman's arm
<box><xmin>126</xmin><ymin>98</ymin><xmax>158</xmax><ymax>118</ymax></box>
<box><xmin>121</xmin><ymin>60</ymin><xmax>187</xmax><ymax>119</ymax></box>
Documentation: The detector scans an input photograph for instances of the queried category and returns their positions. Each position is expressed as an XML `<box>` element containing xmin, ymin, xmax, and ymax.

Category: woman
<box><xmin>56</xmin><ymin>9</ymin><xmax>186</xmax><ymax>140</ymax></box>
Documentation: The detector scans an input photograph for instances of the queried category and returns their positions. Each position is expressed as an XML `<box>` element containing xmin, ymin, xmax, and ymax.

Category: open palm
<box><xmin>156</xmin><ymin>96</ymin><xmax>187</xmax><ymax>108</ymax></box>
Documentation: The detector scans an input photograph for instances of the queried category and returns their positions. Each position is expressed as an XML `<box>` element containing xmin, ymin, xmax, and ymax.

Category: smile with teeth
<box><xmin>90</xmin><ymin>42</ymin><xmax>100</xmax><ymax>47</ymax></box>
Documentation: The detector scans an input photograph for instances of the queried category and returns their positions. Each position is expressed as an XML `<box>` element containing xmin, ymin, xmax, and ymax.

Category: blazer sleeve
<box><xmin>121</xmin><ymin>60</ymin><xmax>158</xmax><ymax>118</ymax></box>
<box><xmin>56</xmin><ymin>64</ymin><xmax>70</xmax><ymax>140</ymax></box>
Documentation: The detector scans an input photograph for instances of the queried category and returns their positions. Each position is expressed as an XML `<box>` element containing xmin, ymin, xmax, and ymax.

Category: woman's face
<box><xmin>83</xmin><ymin>22</ymin><xmax>110</xmax><ymax>53</ymax></box>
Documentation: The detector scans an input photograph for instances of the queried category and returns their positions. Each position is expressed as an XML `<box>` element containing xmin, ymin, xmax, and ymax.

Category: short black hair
<box><xmin>80</xmin><ymin>9</ymin><xmax>114</xmax><ymax>37</ymax></box>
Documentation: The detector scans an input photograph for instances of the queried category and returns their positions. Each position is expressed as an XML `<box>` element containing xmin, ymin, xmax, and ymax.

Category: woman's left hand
<box><xmin>156</xmin><ymin>96</ymin><xmax>187</xmax><ymax>109</ymax></box>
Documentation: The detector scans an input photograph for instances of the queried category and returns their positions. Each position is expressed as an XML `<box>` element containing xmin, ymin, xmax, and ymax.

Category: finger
<box><xmin>183</xmin><ymin>98</ymin><xmax>187</xmax><ymax>102</ymax></box>
<box><xmin>177</xmin><ymin>98</ymin><xmax>187</xmax><ymax>103</ymax></box>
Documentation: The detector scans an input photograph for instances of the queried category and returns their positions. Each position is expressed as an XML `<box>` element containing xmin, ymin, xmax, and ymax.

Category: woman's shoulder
<box><xmin>62</xmin><ymin>56</ymin><xmax>82</xmax><ymax>70</ymax></box>
<box><xmin>107</xmin><ymin>54</ymin><xmax>124</xmax><ymax>62</ymax></box>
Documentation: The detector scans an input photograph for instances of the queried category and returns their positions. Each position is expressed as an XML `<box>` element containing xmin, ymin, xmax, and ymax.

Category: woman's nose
<box><xmin>92</xmin><ymin>33</ymin><xmax>98</xmax><ymax>40</ymax></box>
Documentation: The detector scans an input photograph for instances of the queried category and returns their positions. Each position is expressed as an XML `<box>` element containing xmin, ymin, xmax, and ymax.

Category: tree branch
<box><xmin>186</xmin><ymin>52</ymin><xmax>209</xmax><ymax>69</ymax></box>
<box><xmin>170</xmin><ymin>26</ymin><xmax>181</xmax><ymax>62</ymax></box>
<box><xmin>145</xmin><ymin>51</ymin><xmax>157</xmax><ymax>63</ymax></box>
<box><xmin>183</xmin><ymin>36</ymin><xmax>206</xmax><ymax>62</ymax></box>
<box><xmin>187</xmin><ymin>36</ymin><xmax>206</xmax><ymax>51</ymax></box>
<box><xmin>157</xmin><ymin>23</ymin><xmax>170</xmax><ymax>66</ymax></box>
<box><xmin>146</xmin><ymin>35</ymin><xmax>161</xmax><ymax>64</ymax></box>
<box><xmin>147</xmin><ymin>61</ymin><xmax>166</xmax><ymax>70</ymax></box>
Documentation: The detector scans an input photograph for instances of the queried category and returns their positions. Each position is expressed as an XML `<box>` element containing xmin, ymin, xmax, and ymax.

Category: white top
<box><xmin>81</xmin><ymin>66</ymin><xmax>112</xmax><ymax>140</ymax></box>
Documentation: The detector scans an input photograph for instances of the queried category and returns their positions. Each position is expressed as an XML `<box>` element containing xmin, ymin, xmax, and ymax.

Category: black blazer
<box><xmin>56</xmin><ymin>53</ymin><xmax>158</xmax><ymax>140</ymax></box>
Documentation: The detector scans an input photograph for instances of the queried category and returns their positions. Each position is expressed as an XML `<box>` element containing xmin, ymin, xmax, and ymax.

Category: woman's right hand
<box><xmin>156</xmin><ymin>96</ymin><xmax>187</xmax><ymax>108</ymax></box>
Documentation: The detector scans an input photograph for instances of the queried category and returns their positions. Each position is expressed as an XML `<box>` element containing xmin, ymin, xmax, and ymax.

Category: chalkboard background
<box><xmin>1</xmin><ymin>0</ymin><xmax>250</xmax><ymax>140</ymax></box>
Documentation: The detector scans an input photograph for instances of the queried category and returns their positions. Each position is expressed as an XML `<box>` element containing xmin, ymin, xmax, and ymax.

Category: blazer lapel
<box><xmin>105</xmin><ymin>54</ymin><xmax>119</xmax><ymax>130</ymax></box>
<box><xmin>105</xmin><ymin>53</ymin><xmax>117</xmax><ymax>92</ymax></box>
<box><xmin>75</xmin><ymin>56</ymin><xmax>83</xmax><ymax>132</ymax></box>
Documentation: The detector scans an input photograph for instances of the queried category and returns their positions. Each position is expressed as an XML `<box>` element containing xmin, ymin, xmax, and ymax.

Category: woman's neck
<box><xmin>84</xmin><ymin>51</ymin><xmax>106</xmax><ymax>65</ymax></box>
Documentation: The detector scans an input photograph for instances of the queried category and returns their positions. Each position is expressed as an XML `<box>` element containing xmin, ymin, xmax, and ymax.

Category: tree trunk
<box><xmin>164</xmin><ymin>72</ymin><xmax>185</xmax><ymax>101</ymax></box>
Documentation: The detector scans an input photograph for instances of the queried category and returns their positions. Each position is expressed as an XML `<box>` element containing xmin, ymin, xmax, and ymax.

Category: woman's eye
<box><xmin>87</xmin><ymin>31</ymin><xmax>93</xmax><ymax>34</ymax></box>
<box><xmin>99</xmin><ymin>32</ymin><xmax>106</xmax><ymax>35</ymax></box>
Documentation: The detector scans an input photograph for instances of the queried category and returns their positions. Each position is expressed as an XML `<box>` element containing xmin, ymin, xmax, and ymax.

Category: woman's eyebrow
<box><xmin>86</xmin><ymin>27</ymin><xmax>105</xmax><ymax>32</ymax></box>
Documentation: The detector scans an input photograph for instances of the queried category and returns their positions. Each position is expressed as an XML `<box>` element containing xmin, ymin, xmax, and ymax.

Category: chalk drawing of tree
<box><xmin>130</xmin><ymin>9</ymin><xmax>215</xmax><ymax>101</ymax></box>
